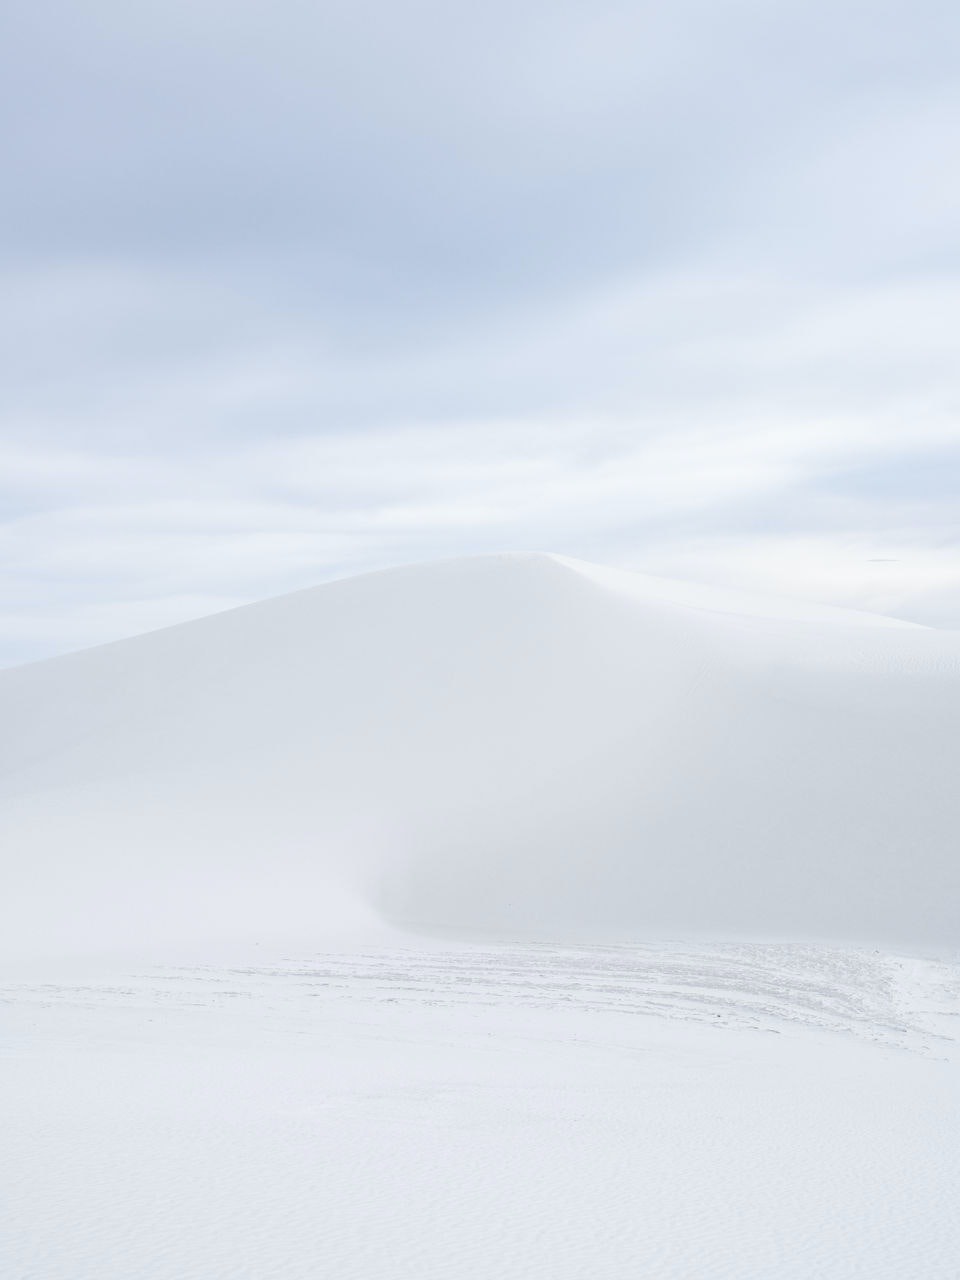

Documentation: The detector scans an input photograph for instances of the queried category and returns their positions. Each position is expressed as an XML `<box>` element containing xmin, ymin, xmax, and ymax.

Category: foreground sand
<box><xmin>4</xmin><ymin>934</ymin><xmax>959</xmax><ymax>1279</ymax></box>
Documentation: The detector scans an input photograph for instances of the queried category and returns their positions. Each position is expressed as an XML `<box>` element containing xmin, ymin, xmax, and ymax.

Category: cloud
<box><xmin>1</xmin><ymin>0</ymin><xmax>958</xmax><ymax>664</ymax></box>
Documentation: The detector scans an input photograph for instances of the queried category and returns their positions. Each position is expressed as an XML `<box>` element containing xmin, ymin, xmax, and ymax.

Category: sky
<box><xmin>2</xmin><ymin>0</ymin><xmax>959</xmax><ymax>666</ymax></box>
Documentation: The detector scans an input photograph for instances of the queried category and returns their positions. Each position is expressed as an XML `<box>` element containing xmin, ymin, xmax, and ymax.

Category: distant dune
<box><xmin>2</xmin><ymin>553</ymin><xmax>959</xmax><ymax>957</ymax></box>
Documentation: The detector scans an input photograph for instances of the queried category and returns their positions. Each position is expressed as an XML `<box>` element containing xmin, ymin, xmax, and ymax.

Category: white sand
<box><xmin>2</xmin><ymin>552</ymin><xmax>959</xmax><ymax>955</ymax></box>
<box><xmin>3</xmin><ymin>939</ymin><xmax>960</xmax><ymax>1279</ymax></box>
<box><xmin>2</xmin><ymin>554</ymin><xmax>959</xmax><ymax>1276</ymax></box>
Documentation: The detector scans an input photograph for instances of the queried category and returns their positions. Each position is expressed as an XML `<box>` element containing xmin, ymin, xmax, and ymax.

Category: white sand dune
<box><xmin>4</xmin><ymin>554</ymin><xmax>960</xmax><ymax>1279</ymax></box>
<box><xmin>2</xmin><ymin>552</ymin><xmax>958</xmax><ymax>956</ymax></box>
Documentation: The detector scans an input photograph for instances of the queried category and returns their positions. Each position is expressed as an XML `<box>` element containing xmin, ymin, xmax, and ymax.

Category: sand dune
<box><xmin>2</xmin><ymin>552</ymin><xmax>959</xmax><ymax>957</ymax></box>
<box><xmin>4</xmin><ymin>554</ymin><xmax>960</xmax><ymax>1280</ymax></box>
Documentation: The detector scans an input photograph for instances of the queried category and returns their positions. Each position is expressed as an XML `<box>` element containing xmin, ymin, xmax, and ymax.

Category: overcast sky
<box><xmin>2</xmin><ymin>0</ymin><xmax>959</xmax><ymax>665</ymax></box>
